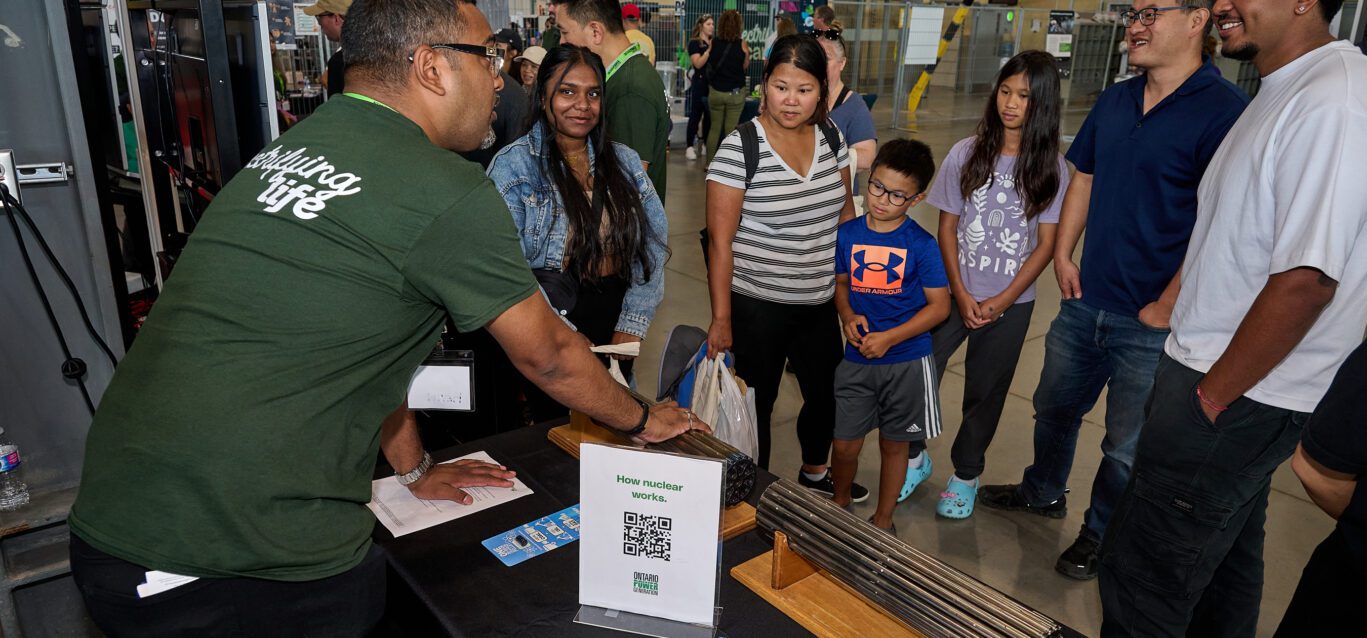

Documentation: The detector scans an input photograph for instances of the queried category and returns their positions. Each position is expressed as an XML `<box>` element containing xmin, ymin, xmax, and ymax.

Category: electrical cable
<box><xmin>1</xmin><ymin>184</ymin><xmax>119</xmax><ymax>415</ymax></box>
<box><xmin>2</xmin><ymin>186</ymin><xmax>120</xmax><ymax>368</ymax></box>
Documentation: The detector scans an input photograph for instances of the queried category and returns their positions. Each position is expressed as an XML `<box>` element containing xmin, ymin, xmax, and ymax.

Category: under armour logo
<box><xmin>850</xmin><ymin>245</ymin><xmax>908</xmax><ymax>291</ymax></box>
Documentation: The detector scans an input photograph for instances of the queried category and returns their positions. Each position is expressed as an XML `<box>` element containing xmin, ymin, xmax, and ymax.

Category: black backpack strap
<box><xmin>817</xmin><ymin>118</ymin><xmax>843</xmax><ymax>161</ymax></box>
<box><xmin>836</xmin><ymin>86</ymin><xmax>853</xmax><ymax>108</ymax></box>
<box><xmin>738</xmin><ymin>119</ymin><xmax>760</xmax><ymax>190</ymax></box>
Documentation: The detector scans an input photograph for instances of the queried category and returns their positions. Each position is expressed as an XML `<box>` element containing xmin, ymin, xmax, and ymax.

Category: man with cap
<box><xmin>494</xmin><ymin>27</ymin><xmax>524</xmax><ymax>64</ymax></box>
<box><xmin>65</xmin><ymin>0</ymin><xmax>703</xmax><ymax>633</ymax></box>
<box><xmin>622</xmin><ymin>3</ymin><xmax>656</xmax><ymax>65</ymax></box>
<box><xmin>304</xmin><ymin>0</ymin><xmax>351</xmax><ymax>98</ymax></box>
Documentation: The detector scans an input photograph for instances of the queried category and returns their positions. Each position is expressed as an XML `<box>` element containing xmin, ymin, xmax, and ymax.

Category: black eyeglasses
<box><xmin>316</xmin><ymin>12</ymin><xmax>336</xmax><ymax>18</ymax></box>
<box><xmin>411</xmin><ymin>43</ymin><xmax>506</xmax><ymax>76</ymax></box>
<box><xmin>867</xmin><ymin>178</ymin><xmax>914</xmax><ymax>206</ymax></box>
<box><xmin>1120</xmin><ymin>6</ymin><xmax>1187</xmax><ymax>27</ymax></box>
<box><xmin>810</xmin><ymin>28</ymin><xmax>842</xmax><ymax>40</ymax></box>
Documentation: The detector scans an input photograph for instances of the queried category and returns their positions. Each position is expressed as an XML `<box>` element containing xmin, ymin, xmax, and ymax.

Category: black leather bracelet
<box><xmin>625</xmin><ymin>395</ymin><xmax>650</xmax><ymax>435</ymax></box>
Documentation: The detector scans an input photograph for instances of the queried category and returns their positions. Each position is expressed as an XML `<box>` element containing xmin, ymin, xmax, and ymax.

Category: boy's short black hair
<box><xmin>870</xmin><ymin>138</ymin><xmax>935</xmax><ymax>195</ymax></box>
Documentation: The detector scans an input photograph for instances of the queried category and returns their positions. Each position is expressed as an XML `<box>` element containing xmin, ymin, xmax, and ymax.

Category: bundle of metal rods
<box><xmin>756</xmin><ymin>479</ymin><xmax>1063</xmax><ymax>638</ymax></box>
<box><xmin>648</xmin><ymin>431</ymin><xmax>755</xmax><ymax>507</ymax></box>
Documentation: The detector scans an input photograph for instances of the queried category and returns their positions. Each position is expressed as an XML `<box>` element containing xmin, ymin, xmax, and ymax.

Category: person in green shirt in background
<box><xmin>553</xmin><ymin>0</ymin><xmax>669</xmax><ymax>202</ymax></box>
<box><xmin>541</xmin><ymin>4</ymin><xmax>561</xmax><ymax>49</ymax></box>
<box><xmin>66</xmin><ymin>1</ymin><xmax>703</xmax><ymax>635</ymax></box>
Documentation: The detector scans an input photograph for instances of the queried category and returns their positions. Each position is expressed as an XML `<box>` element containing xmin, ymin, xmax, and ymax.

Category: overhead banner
<box><xmin>578</xmin><ymin>443</ymin><xmax>724</xmax><ymax>628</ymax></box>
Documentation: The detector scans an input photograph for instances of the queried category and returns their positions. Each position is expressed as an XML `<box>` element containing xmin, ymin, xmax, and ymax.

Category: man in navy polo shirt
<box><xmin>979</xmin><ymin>0</ymin><xmax>1247</xmax><ymax>580</ymax></box>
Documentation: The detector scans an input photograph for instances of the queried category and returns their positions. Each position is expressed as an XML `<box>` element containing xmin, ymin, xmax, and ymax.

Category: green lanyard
<box><xmin>605</xmin><ymin>42</ymin><xmax>643</xmax><ymax>82</ymax></box>
<box><xmin>343</xmin><ymin>92</ymin><xmax>398</xmax><ymax>113</ymax></box>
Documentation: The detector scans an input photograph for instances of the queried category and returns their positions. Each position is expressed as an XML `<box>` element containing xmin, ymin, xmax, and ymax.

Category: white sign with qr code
<box><xmin>579</xmin><ymin>443</ymin><xmax>724</xmax><ymax>626</ymax></box>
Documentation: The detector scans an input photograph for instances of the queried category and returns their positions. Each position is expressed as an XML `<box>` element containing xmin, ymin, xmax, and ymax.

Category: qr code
<box><xmin>623</xmin><ymin>512</ymin><xmax>672</xmax><ymax>561</ymax></box>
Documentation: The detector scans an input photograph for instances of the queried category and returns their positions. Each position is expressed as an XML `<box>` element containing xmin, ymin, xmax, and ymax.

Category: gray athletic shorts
<box><xmin>833</xmin><ymin>355</ymin><xmax>942</xmax><ymax>442</ymax></box>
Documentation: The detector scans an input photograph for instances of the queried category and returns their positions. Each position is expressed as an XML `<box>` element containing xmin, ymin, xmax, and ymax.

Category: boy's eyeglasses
<box><xmin>867</xmin><ymin>178</ymin><xmax>914</xmax><ymax>206</ymax></box>
<box><xmin>810</xmin><ymin>28</ymin><xmax>842</xmax><ymax>40</ymax></box>
<box><xmin>1120</xmin><ymin>6</ymin><xmax>1186</xmax><ymax>27</ymax></box>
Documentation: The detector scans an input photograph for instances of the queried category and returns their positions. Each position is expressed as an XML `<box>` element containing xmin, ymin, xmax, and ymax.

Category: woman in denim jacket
<box><xmin>487</xmin><ymin>45</ymin><xmax>668</xmax><ymax>421</ymax></box>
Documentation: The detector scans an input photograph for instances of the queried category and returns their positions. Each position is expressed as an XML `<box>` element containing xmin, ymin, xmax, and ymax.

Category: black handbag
<box><xmin>533</xmin><ymin>267</ymin><xmax>580</xmax><ymax>315</ymax></box>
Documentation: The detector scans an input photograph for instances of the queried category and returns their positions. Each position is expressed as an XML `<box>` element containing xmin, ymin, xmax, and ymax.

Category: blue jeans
<box><xmin>1019</xmin><ymin>299</ymin><xmax>1169</xmax><ymax>542</ymax></box>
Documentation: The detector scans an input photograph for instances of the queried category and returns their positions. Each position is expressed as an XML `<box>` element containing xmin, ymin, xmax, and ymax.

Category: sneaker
<box><xmin>978</xmin><ymin>483</ymin><xmax>1067</xmax><ymax>519</ymax></box>
<box><xmin>799</xmin><ymin>471</ymin><xmax>869</xmax><ymax>503</ymax></box>
<box><xmin>898</xmin><ymin>454</ymin><xmax>933</xmax><ymax>503</ymax></box>
<box><xmin>685</xmin><ymin>145</ymin><xmax>698</xmax><ymax>161</ymax></box>
<box><xmin>1056</xmin><ymin>527</ymin><xmax>1100</xmax><ymax>580</ymax></box>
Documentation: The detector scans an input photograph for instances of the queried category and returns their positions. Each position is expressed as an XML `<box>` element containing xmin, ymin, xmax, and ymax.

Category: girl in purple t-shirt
<box><xmin>901</xmin><ymin>51</ymin><xmax>1070</xmax><ymax>520</ymax></box>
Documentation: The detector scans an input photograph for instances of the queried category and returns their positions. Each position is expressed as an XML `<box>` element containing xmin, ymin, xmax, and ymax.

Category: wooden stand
<box><xmin>547</xmin><ymin>413</ymin><xmax>757</xmax><ymax>540</ymax></box>
<box><xmin>730</xmin><ymin>532</ymin><xmax>922</xmax><ymax>637</ymax></box>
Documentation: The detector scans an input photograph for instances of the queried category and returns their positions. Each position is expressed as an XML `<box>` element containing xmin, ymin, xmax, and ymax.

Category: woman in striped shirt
<box><xmin>704</xmin><ymin>34</ymin><xmax>864</xmax><ymax>500</ymax></box>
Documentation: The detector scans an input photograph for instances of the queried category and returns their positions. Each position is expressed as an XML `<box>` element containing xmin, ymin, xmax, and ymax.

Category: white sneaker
<box><xmin>685</xmin><ymin>146</ymin><xmax>698</xmax><ymax>161</ymax></box>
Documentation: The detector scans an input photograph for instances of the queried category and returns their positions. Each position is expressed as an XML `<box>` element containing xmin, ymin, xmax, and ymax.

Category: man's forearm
<box><xmin>1053</xmin><ymin>172</ymin><xmax>1092</xmax><ymax>261</ymax></box>
<box><xmin>380</xmin><ymin>402</ymin><xmax>424</xmax><ymax>474</ymax></box>
<box><xmin>1201</xmin><ymin>268</ymin><xmax>1338</xmax><ymax>407</ymax></box>
<box><xmin>523</xmin><ymin>332</ymin><xmax>642</xmax><ymax>431</ymax></box>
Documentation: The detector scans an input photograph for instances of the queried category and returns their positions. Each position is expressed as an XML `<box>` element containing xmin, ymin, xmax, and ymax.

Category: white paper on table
<box><xmin>368</xmin><ymin>451</ymin><xmax>531</xmax><ymax>537</ymax></box>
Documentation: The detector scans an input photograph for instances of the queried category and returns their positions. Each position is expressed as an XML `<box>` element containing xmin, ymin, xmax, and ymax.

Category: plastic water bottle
<box><xmin>0</xmin><ymin>428</ymin><xmax>30</xmax><ymax>511</ymax></box>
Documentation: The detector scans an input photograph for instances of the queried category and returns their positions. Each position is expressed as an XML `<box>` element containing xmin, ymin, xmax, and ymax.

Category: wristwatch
<box><xmin>625</xmin><ymin>395</ymin><xmax>651</xmax><ymax>436</ymax></box>
<box><xmin>397</xmin><ymin>451</ymin><xmax>434</xmax><ymax>486</ymax></box>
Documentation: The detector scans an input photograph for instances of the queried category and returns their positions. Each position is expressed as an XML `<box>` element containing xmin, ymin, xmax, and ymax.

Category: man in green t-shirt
<box><xmin>553</xmin><ymin>0</ymin><xmax>669</xmax><ymax>202</ymax></box>
<box><xmin>66</xmin><ymin>0</ymin><xmax>701</xmax><ymax>634</ymax></box>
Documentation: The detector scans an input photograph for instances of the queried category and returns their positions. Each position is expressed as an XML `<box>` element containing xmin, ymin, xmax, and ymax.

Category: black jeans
<box><xmin>911</xmin><ymin>299</ymin><xmax>1034</xmax><ymax>480</ymax></box>
<box><xmin>70</xmin><ymin>534</ymin><xmax>386</xmax><ymax>637</ymax></box>
<box><xmin>1274</xmin><ymin>527</ymin><xmax>1367</xmax><ymax>636</ymax></box>
<box><xmin>1098</xmin><ymin>355</ymin><xmax>1307</xmax><ymax>637</ymax></box>
<box><xmin>685</xmin><ymin>81</ymin><xmax>710</xmax><ymax>147</ymax></box>
<box><xmin>524</xmin><ymin>276</ymin><xmax>633</xmax><ymax>422</ymax></box>
<box><xmin>729</xmin><ymin>292</ymin><xmax>842</xmax><ymax>470</ymax></box>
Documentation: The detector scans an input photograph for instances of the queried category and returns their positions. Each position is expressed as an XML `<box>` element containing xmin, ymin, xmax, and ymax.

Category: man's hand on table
<box><xmin>630</xmin><ymin>400</ymin><xmax>712</xmax><ymax>445</ymax></box>
<box><xmin>406</xmin><ymin>459</ymin><xmax>517</xmax><ymax>505</ymax></box>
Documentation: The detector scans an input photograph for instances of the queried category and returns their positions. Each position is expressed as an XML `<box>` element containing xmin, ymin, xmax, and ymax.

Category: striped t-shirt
<box><xmin>706</xmin><ymin>120</ymin><xmax>851</xmax><ymax>304</ymax></box>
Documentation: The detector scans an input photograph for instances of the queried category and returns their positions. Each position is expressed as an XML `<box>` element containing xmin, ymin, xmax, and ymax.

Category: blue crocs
<box><xmin>937</xmin><ymin>476</ymin><xmax>979</xmax><ymax>519</ymax></box>
<box><xmin>898</xmin><ymin>454</ymin><xmax>933</xmax><ymax>503</ymax></box>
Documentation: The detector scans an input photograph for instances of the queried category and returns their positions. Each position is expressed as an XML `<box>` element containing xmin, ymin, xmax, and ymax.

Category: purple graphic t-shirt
<box><xmin>926</xmin><ymin>137</ymin><xmax>1068</xmax><ymax>304</ymax></box>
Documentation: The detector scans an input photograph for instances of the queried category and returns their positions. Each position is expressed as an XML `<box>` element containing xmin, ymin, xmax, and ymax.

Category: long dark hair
<box><xmin>960</xmin><ymin>50</ymin><xmax>1061</xmax><ymax>219</ymax></box>
<box><xmin>763</xmin><ymin>34</ymin><xmax>830</xmax><ymax>126</ymax></box>
<box><xmin>530</xmin><ymin>45</ymin><xmax>657</xmax><ymax>283</ymax></box>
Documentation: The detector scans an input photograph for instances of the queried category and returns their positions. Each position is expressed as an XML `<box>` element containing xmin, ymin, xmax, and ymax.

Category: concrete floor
<box><xmin>631</xmin><ymin>98</ymin><xmax>1333</xmax><ymax>637</ymax></box>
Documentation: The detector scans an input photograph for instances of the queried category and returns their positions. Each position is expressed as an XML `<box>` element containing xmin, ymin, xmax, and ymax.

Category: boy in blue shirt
<box><xmin>832</xmin><ymin>140</ymin><xmax>951</xmax><ymax>533</ymax></box>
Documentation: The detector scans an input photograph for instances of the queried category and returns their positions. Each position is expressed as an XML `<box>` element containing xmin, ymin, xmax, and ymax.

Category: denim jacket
<box><xmin>486</xmin><ymin>121</ymin><xmax>668</xmax><ymax>338</ymax></box>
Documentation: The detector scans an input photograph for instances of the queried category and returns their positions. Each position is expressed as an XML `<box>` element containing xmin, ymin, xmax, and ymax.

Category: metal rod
<box><xmin>761</xmin><ymin>487</ymin><xmax>1044</xmax><ymax>637</ymax></box>
<box><xmin>756</xmin><ymin>479</ymin><xmax>1062</xmax><ymax>637</ymax></box>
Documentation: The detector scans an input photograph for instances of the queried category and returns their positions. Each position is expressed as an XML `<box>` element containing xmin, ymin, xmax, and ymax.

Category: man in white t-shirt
<box><xmin>1097</xmin><ymin>0</ymin><xmax>1367</xmax><ymax>634</ymax></box>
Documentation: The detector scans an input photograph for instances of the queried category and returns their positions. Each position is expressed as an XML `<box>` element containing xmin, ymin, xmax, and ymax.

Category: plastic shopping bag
<box><xmin>715</xmin><ymin>363</ymin><xmax>758</xmax><ymax>459</ymax></box>
<box><xmin>591</xmin><ymin>342</ymin><xmax>640</xmax><ymax>388</ymax></box>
